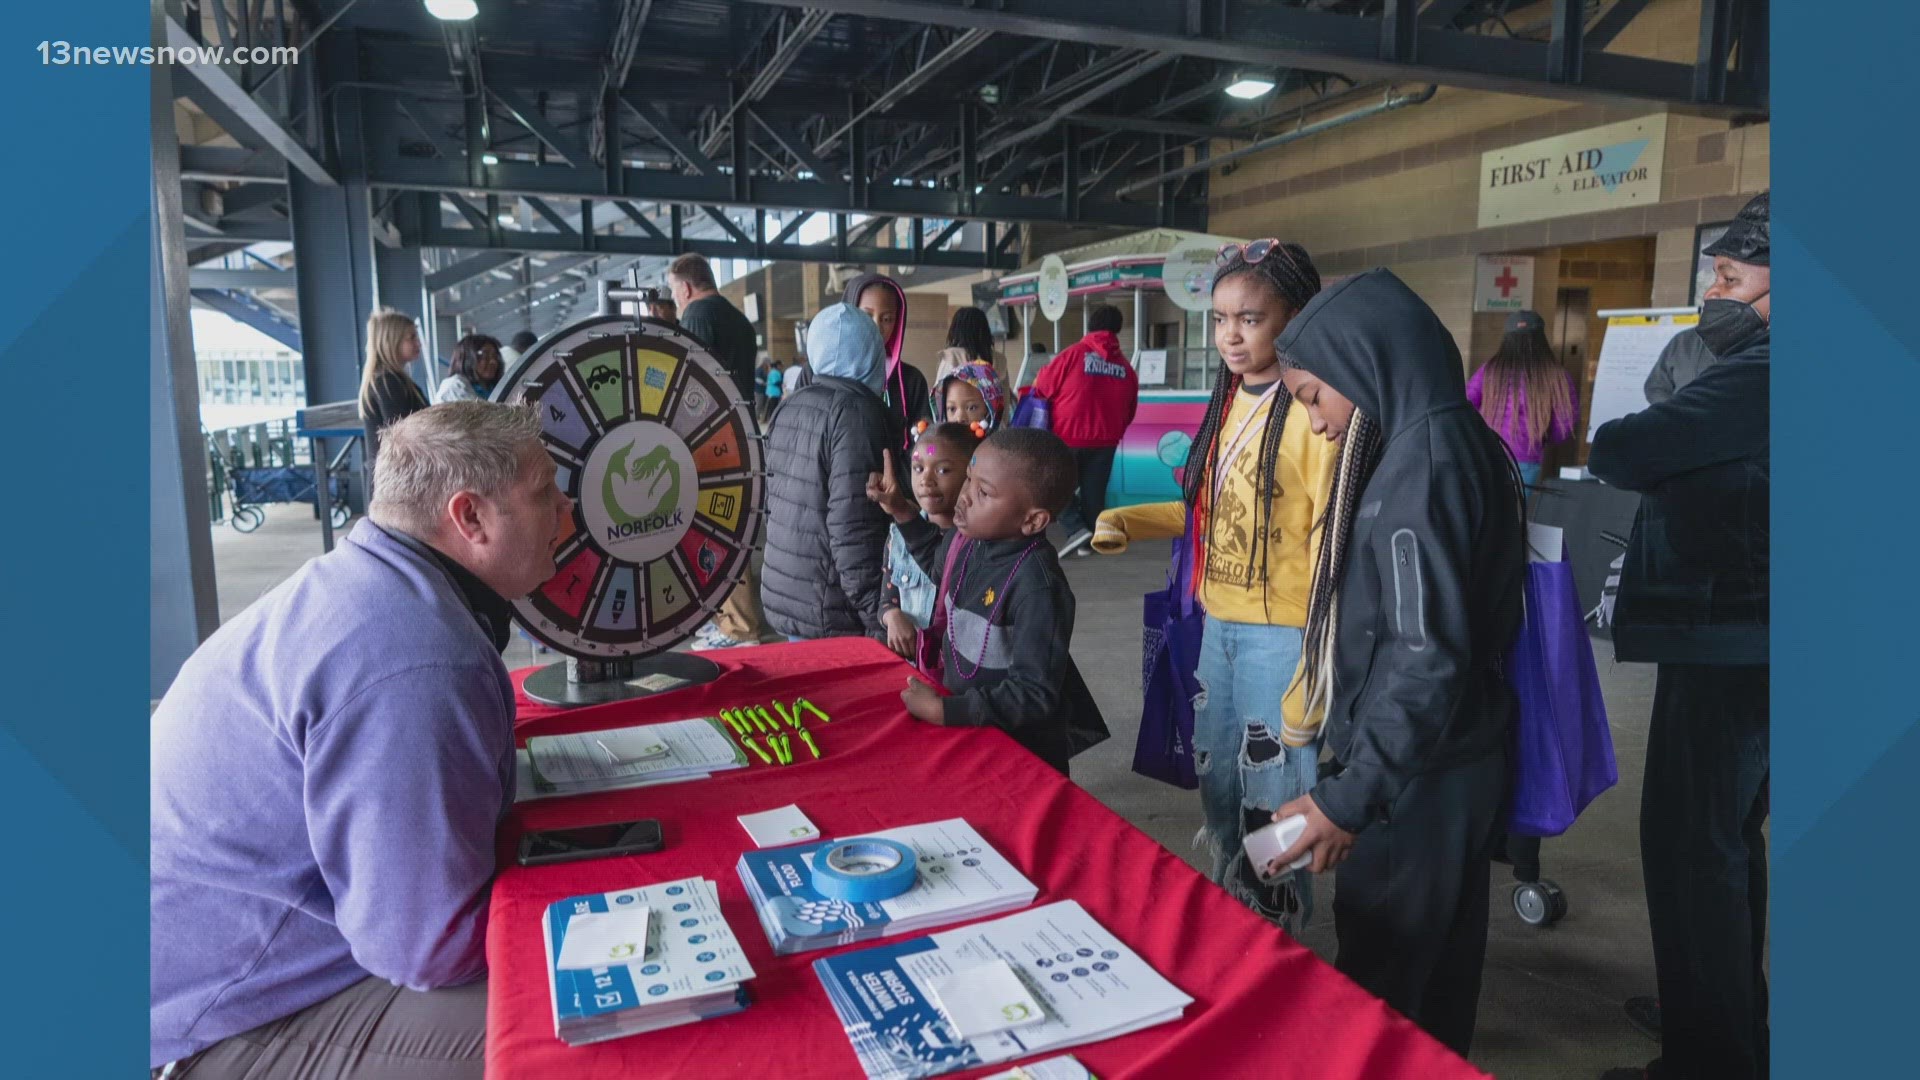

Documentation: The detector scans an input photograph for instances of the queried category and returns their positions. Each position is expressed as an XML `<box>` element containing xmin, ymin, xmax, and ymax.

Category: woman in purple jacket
<box><xmin>1466</xmin><ymin>310</ymin><xmax>1579</xmax><ymax>487</ymax></box>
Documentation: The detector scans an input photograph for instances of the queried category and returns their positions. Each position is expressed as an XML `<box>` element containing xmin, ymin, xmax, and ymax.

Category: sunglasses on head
<box><xmin>1216</xmin><ymin>238</ymin><xmax>1298</xmax><ymax>269</ymax></box>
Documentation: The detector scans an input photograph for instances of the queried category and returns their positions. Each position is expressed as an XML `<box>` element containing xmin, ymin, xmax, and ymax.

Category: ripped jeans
<box><xmin>1192</xmin><ymin>616</ymin><xmax>1320</xmax><ymax>931</ymax></box>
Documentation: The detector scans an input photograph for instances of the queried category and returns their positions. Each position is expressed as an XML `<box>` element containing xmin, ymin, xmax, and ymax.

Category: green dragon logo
<box><xmin>603</xmin><ymin>442</ymin><xmax>682</xmax><ymax>527</ymax></box>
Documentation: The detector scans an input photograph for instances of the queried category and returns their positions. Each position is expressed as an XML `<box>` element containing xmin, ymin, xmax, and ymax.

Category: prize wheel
<box><xmin>495</xmin><ymin>314</ymin><xmax>763</xmax><ymax>664</ymax></box>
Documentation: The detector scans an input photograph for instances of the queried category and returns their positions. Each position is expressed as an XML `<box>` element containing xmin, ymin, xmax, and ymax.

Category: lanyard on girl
<box><xmin>1210</xmin><ymin>377</ymin><xmax>1286</xmax><ymax>507</ymax></box>
<box><xmin>942</xmin><ymin>538</ymin><xmax>1042</xmax><ymax>680</ymax></box>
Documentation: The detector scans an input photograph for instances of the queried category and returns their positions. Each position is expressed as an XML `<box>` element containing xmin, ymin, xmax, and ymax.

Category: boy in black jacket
<box><xmin>866</xmin><ymin>428</ymin><xmax>1106</xmax><ymax>774</ymax></box>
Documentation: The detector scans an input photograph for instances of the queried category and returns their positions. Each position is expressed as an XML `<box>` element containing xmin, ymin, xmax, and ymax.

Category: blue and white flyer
<box><xmin>543</xmin><ymin>876</ymin><xmax>756</xmax><ymax>1046</ymax></box>
<box><xmin>736</xmin><ymin>818</ymin><xmax>1037</xmax><ymax>954</ymax></box>
<box><xmin>813</xmin><ymin>901</ymin><xmax>1191</xmax><ymax>1079</ymax></box>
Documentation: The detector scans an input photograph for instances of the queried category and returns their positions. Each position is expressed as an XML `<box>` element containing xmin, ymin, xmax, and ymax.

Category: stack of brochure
<box><xmin>814</xmin><ymin>900</ymin><xmax>1192</xmax><ymax>1080</ymax></box>
<box><xmin>518</xmin><ymin>716</ymin><xmax>745</xmax><ymax>802</ymax></box>
<box><xmin>736</xmin><ymin>819</ymin><xmax>1037</xmax><ymax>955</ymax></box>
<box><xmin>542</xmin><ymin>876</ymin><xmax>755</xmax><ymax>1046</ymax></box>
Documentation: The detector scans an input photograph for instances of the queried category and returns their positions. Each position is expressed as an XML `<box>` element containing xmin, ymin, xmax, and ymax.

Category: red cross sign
<box><xmin>1494</xmin><ymin>266</ymin><xmax>1520</xmax><ymax>297</ymax></box>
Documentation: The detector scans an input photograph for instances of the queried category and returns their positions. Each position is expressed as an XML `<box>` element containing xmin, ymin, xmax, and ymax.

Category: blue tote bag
<box><xmin>1133</xmin><ymin>513</ymin><xmax>1205</xmax><ymax>790</ymax></box>
<box><xmin>1010</xmin><ymin>391</ymin><xmax>1051</xmax><ymax>431</ymax></box>
<box><xmin>1506</xmin><ymin>541</ymin><xmax>1619</xmax><ymax>837</ymax></box>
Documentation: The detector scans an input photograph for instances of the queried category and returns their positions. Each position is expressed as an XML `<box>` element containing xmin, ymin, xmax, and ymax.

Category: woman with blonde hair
<box><xmin>358</xmin><ymin>308</ymin><xmax>430</xmax><ymax>453</ymax></box>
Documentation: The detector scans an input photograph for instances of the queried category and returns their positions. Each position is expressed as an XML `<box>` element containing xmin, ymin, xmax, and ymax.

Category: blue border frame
<box><xmin>1772</xmin><ymin>2</ymin><xmax>1919</xmax><ymax>1074</ymax></box>
<box><xmin>0</xmin><ymin>1</ymin><xmax>1906</xmax><ymax>1071</ymax></box>
<box><xmin>0</xmin><ymin>3</ymin><xmax>150</xmax><ymax>1071</ymax></box>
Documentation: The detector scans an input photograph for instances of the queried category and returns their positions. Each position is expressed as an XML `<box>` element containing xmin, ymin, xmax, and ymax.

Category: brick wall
<box><xmin>1204</xmin><ymin>0</ymin><xmax>1768</xmax><ymax>361</ymax></box>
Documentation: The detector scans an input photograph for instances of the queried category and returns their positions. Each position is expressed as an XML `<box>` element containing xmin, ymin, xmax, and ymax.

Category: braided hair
<box><xmin>1293</xmin><ymin>412</ymin><xmax>1528</xmax><ymax>724</ymax></box>
<box><xmin>1178</xmin><ymin>242</ymin><xmax>1323</xmax><ymax>607</ymax></box>
<box><xmin>1294</xmin><ymin>409</ymin><xmax>1383</xmax><ymax>724</ymax></box>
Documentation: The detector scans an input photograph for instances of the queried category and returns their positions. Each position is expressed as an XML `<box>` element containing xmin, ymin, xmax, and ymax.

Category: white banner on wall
<box><xmin>1473</xmin><ymin>255</ymin><xmax>1535</xmax><ymax>312</ymax></box>
<box><xmin>1479</xmin><ymin>114</ymin><xmax>1668</xmax><ymax>228</ymax></box>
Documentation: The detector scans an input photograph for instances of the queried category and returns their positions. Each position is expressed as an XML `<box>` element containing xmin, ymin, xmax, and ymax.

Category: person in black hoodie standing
<box><xmin>1263</xmin><ymin>269</ymin><xmax>1525</xmax><ymax>1056</ymax></box>
<box><xmin>1591</xmin><ymin>192</ymin><xmax>1770</xmax><ymax>1080</ymax></box>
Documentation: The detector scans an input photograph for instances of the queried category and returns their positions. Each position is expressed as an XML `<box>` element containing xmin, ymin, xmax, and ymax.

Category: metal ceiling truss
<box><xmin>410</xmin><ymin>192</ymin><xmax>1021</xmax><ymax>273</ymax></box>
<box><xmin>733</xmin><ymin>0</ymin><xmax>1767</xmax><ymax>114</ymax></box>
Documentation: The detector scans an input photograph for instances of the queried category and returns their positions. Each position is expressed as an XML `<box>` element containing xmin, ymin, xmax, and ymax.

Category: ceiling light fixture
<box><xmin>481</xmin><ymin>152</ymin><xmax>499</xmax><ymax>165</ymax></box>
<box><xmin>1224</xmin><ymin>74</ymin><xmax>1276</xmax><ymax>100</ymax></box>
<box><xmin>424</xmin><ymin>0</ymin><xmax>479</xmax><ymax>21</ymax></box>
<box><xmin>496</xmin><ymin>212</ymin><xmax>515</xmax><ymax>227</ymax></box>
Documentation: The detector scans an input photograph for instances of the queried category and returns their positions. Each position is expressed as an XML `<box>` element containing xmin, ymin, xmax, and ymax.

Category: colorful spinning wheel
<box><xmin>496</xmin><ymin>314</ymin><xmax>763</xmax><ymax>668</ymax></box>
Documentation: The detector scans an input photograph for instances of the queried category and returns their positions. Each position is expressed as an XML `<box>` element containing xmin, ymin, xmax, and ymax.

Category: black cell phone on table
<box><xmin>516</xmin><ymin>819</ymin><xmax>663</xmax><ymax>867</ymax></box>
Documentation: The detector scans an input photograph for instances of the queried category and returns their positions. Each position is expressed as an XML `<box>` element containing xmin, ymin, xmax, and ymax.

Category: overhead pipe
<box><xmin>1115</xmin><ymin>83</ymin><xmax>1438</xmax><ymax>197</ymax></box>
<box><xmin>701</xmin><ymin>8</ymin><xmax>833</xmax><ymax>157</ymax></box>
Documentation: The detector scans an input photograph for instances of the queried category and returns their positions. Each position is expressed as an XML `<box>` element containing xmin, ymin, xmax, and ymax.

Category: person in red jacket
<box><xmin>1036</xmin><ymin>304</ymin><xmax>1139</xmax><ymax>556</ymax></box>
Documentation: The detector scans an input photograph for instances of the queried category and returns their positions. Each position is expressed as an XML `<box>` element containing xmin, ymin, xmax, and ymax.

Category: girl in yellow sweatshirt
<box><xmin>1093</xmin><ymin>241</ymin><xmax>1337</xmax><ymax>929</ymax></box>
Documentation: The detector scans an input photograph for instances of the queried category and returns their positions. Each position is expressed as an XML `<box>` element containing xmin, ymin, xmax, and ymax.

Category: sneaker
<box><xmin>1057</xmin><ymin>530</ymin><xmax>1094</xmax><ymax>558</ymax></box>
<box><xmin>691</xmin><ymin>623</ymin><xmax>746</xmax><ymax>650</ymax></box>
<box><xmin>1624</xmin><ymin>996</ymin><xmax>1661</xmax><ymax>1042</ymax></box>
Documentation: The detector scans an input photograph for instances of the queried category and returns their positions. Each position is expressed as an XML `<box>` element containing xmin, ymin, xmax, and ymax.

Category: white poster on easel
<box><xmin>1585</xmin><ymin>308</ymin><xmax>1700</xmax><ymax>442</ymax></box>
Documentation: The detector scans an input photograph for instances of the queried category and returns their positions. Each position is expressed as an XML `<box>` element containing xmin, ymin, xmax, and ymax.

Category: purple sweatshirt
<box><xmin>150</xmin><ymin>522</ymin><xmax>516</xmax><ymax>1067</ymax></box>
<box><xmin>1465</xmin><ymin>365</ymin><xmax>1580</xmax><ymax>463</ymax></box>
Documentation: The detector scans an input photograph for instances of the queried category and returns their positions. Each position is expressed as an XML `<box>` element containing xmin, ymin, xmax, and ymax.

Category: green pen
<box><xmin>741</xmin><ymin>735</ymin><xmax>773</xmax><ymax>765</ymax></box>
<box><xmin>773</xmin><ymin>701</ymin><xmax>800</xmax><ymax>730</ymax></box>
<box><xmin>771</xmin><ymin>733</ymin><xmax>789</xmax><ymax>765</ymax></box>
<box><xmin>721</xmin><ymin>710</ymin><xmax>746</xmax><ymax>735</ymax></box>
<box><xmin>796</xmin><ymin>698</ymin><xmax>831</xmax><ymax>724</ymax></box>
<box><xmin>745</xmin><ymin>707</ymin><xmax>767</xmax><ymax>734</ymax></box>
<box><xmin>798</xmin><ymin>728</ymin><xmax>822</xmax><ymax>759</ymax></box>
<box><xmin>754</xmin><ymin>706</ymin><xmax>780</xmax><ymax>734</ymax></box>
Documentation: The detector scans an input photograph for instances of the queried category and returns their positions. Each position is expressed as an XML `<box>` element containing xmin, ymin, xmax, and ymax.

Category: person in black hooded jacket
<box><xmin>1264</xmin><ymin>269</ymin><xmax>1526</xmax><ymax>1056</ymax></box>
<box><xmin>1590</xmin><ymin>191</ymin><xmax>1770</xmax><ymax>1080</ymax></box>
<box><xmin>761</xmin><ymin>303</ymin><xmax>900</xmax><ymax>641</ymax></box>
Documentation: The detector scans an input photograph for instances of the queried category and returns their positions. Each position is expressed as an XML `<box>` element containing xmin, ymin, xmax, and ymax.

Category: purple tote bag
<box><xmin>1133</xmin><ymin>512</ymin><xmax>1204</xmax><ymax>790</ymax></box>
<box><xmin>1506</xmin><ymin>549</ymin><xmax>1619</xmax><ymax>837</ymax></box>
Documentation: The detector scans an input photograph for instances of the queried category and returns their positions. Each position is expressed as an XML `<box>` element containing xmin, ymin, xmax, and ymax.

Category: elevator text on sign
<box><xmin>1478</xmin><ymin>115</ymin><xmax>1668</xmax><ymax>228</ymax></box>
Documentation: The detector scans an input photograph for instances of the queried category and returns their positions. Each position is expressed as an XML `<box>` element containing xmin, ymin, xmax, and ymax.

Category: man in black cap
<box><xmin>1590</xmin><ymin>190</ymin><xmax>1770</xmax><ymax>1080</ymax></box>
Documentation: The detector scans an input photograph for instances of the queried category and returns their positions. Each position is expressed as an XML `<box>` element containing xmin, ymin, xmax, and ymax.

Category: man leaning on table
<box><xmin>150</xmin><ymin>403</ymin><xmax>574</xmax><ymax>1079</ymax></box>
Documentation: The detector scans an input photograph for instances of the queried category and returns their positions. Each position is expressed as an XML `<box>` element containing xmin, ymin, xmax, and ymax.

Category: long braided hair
<box><xmin>1293</xmin><ymin>409</ymin><xmax>1384</xmax><ymax>724</ymax></box>
<box><xmin>1293</xmin><ymin>408</ymin><xmax>1529</xmax><ymax>723</ymax></box>
<box><xmin>1179</xmin><ymin>243</ymin><xmax>1322</xmax><ymax>608</ymax></box>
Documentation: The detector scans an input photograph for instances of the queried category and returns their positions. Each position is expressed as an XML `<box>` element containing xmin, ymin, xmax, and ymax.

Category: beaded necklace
<box><xmin>942</xmin><ymin>537</ymin><xmax>1042</xmax><ymax>680</ymax></box>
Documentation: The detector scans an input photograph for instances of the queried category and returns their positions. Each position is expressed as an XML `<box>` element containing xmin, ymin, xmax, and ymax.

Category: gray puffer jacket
<box><xmin>760</xmin><ymin>375</ymin><xmax>899</xmax><ymax>639</ymax></box>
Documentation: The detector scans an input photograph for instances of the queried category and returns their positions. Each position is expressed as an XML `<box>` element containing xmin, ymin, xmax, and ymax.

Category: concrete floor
<box><xmin>209</xmin><ymin>504</ymin><xmax>1663</xmax><ymax>1079</ymax></box>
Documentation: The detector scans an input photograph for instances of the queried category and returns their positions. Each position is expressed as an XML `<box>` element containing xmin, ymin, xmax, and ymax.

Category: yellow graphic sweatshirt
<box><xmin>1094</xmin><ymin>393</ymin><xmax>1338</xmax><ymax>745</ymax></box>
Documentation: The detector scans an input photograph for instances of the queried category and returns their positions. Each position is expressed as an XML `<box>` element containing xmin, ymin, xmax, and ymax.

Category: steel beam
<box><xmin>489</xmin><ymin>86</ymin><xmax>587</xmax><ymax>167</ymax></box>
<box><xmin>165</xmin><ymin>15</ymin><xmax>336</xmax><ymax>183</ymax></box>
<box><xmin>734</xmin><ymin>0</ymin><xmax>1768</xmax><ymax>113</ymax></box>
<box><xmin>190</xmin><ymin>267</ymin><xmax>295</xmax><ymax>288</ymax></box>
<box><xmin>625</xmin><ymin>97</ymin><xmax>722</xmax><ymax>175</ymax></box>
<box><xmin>368</xmin><ymin>153</ymin><xmax>1206</xmax><ymax>230</ymax></box>
<box><xmin>421</xmin><ymin>224</ymin><xmax>1020</xmax><ymax>272</ymax></box>
<box><xmin>179</xmin><ymin>144</ymin><xmax>287</xmax><ymax>183</ymax></box>
<box><xmin>153</xmin><ymin>0</ymin><xmax>220</xmax><ymax>697</ymax></box>
<box><xmin>427</xmin><ymin>251</ymin><xmax>520</xmax><ymax>291</ymax></box>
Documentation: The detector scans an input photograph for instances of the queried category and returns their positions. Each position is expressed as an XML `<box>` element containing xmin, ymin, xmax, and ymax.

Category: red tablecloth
<box><xmin>488</xmin><ymin>639</ymin><xmax>1486</xmax><ymax>1079</ymax></box>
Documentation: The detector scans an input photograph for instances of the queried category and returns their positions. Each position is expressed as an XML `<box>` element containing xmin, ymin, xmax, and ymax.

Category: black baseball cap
<box><xmin>1701</xmin><ymin>191</ymin><xmax>1769</xmax><ymax>266</ymax></box>
<box><xmin>1504</xmin><ymin>310</ymin><xmax>1545</xmax><ymax>334</ymax></box>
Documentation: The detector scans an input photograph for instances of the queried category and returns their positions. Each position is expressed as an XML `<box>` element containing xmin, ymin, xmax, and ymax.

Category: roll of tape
<box><xmin>811</xmin><ymin>838</ymin><xmax>918</xmax><ymax>903</ymax></box>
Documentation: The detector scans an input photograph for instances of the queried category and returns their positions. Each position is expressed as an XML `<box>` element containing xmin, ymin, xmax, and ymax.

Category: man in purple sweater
<box><xmin>151</xmin><ymin>403</ymin><xmax>573</xmax><ymax>1079</ymax></box>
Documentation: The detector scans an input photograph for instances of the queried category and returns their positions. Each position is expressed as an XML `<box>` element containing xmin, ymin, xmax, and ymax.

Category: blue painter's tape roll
<box><xmin>811</xmin><ymin>838</ymin><xmax>918</xmax><ymax>903</ymax></box>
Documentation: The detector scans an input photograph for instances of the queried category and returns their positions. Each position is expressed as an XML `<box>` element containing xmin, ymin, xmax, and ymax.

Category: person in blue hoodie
<box><xmin>761</xmin><ymin>303</ymin><xmax>900</xmax><ymax>641</ymax></box>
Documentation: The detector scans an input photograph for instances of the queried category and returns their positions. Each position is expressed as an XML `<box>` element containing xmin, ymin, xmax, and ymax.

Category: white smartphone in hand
<box><xmin>1242</xmin><ymin>814</ymin><xmax>1313</xmax><ymax>879</ymax></box>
